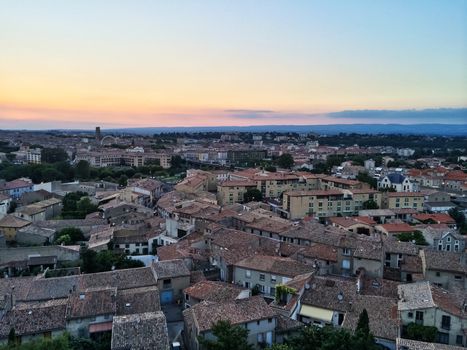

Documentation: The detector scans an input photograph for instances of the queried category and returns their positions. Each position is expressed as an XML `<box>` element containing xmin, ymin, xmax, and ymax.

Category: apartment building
<box><xmin>383</xmin><ymin>192</ymin><xmax>425</xmax><ymax>211</ymax></box>
<box><xmin>282</xmin><ymin>189</ymin><xmax>381</xmax><ymax>220</ymax></box>
<box><xmin>75</xmin><ymin>150</ymin><xmax>171</xmax><ymax>169</ymax></box>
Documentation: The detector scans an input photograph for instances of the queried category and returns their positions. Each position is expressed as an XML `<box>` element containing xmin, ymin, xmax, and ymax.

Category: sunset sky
<box><xmin>1</xmin><ymin>0</ymin><xmax>466</xmax><ymax>129</ymax></box>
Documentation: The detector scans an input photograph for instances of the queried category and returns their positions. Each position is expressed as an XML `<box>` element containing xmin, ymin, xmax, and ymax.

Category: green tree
<box><xmin>76</xmin><ymin>197</ymin><xmax>98</xmax><ymax>216</ymax></box>
<box><xmin>356</xmin><ymin>309</ymin><xmax>370</xmax><ymax>336</ymax></box>
<box><xmin>55</xmin><ymin>234</ymin><xmax>72</xmax><ymax>245</ymax></box>
<box><xmin>269</xmin><ymin>345</ymin><xmax>293</xmax><ymax>350</ymax></box>
<box><xmin>243</xmin><ymin>188</ymin><xmax>263</xmax><ymax>202</ymax></box>
<box><xmin>448</xmin><ymin>207</ymin><xmax>466</xmax><ymax>234</ymax></box>
<box><xmin>7</xmin><ymin>201</ymin><xmax>17</xmax><ymax>214</ymax></box>
<box><xmin>198</xmin><ymin>320</ymin><xmax>253</xmax><ymax>350</ymax></box>
<box><xmin>357</xmin><ymin>172</ymin><xmax>377</xmax><ymax>189</ymax></box>
<box><xmin>362</xmin><ymin>200</ymin><xmax>379</xmax><ymax>210</ymax></box>
<box><xmin>55</xmin><ymin>227</ymin><xmax>85</xmax><ymax>244</ymax></box>
<box><xmin>277</xmin><ymin>153</ymin><xmax>294</xmax><ymax>169</ymax></box>
<box><xmin>41</xmin><ymin>147</ymin><xmax>68</xmax><ymax>163</ymax></box>
<box><xmin>118</xmin><ymin>174</ymin><xmax>128</xmax><ymax>187</ymax></box>
<box><xmin>405</xmin><ymin>323</ymin><xmax>437</xmax><ymax>342</ymax></box>
<box><xmin>75</xmin><ymin>160</ymin><xmax>91</xmax><ymax>180</ymax></box>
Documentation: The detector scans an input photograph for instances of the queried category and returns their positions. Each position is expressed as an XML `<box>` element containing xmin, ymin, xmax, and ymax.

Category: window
<box><xmin>259</xmin><ymin>274</ymin><xmax>265</xmax><ymax>281</ymax></box>
<box><xmin>245</xmin><ymin>270</ymin><xmax>251</xmax><ymax>278</ymax></box>
<box><xmin>454</xmin><ymin>275</ymin><xmax>462</xmax><ymax>280</ymax></box>
<box><xmin>270</xmin><ymin>287</ymin><xmax>275</xmax><ymax>296</ymax></box>
<box><xmin>245</xmin><ymin>282</ymin><xmax>250</xmax><ymax>289</ymax></box>
<box><xmin>271</xmin><ymin>275</ymin><xmax>277</xmax><ymax>283</ymax></box>
<box><xmin>163</xmin><ymin>279</ymin><xmax>171</xmax><ymax>288</ymax></box>
<box><xmin>408</xmin><ymin>312</ymin><xmax>413</xmax><ymax>318</ymax></box>
<box><xmin>268</xmin><ymin>318</ymin><xmax>273</xmax><ymax>323</ymax></box>
<box><xmin>446</xmin><ymin>244</ymin><xmax>451</xmax><ymax>251</ymax></box>
<box><xmin>342</xmin><ymin>259</ymin><xmax>350</xmax><ymax>270</ymax></box>
<box><xmin>446</xmin><ymin>236</ymin><xmax>451</xmax><ymax>242</ymax></box>
<box><xmin>456</xmin><ymin>335</ymin><xmax>463</xmax><ymax>346</ymax></box>
<box><xmin>342</xmin><ymin>248</ymin><xmax>351</xmax><ymax>256</ymax></box>
<box><xmin>438</xmin><ymin>332</ymin><xmax>449</xmax><ymax>344</ymax></box>
<box><xmin>441</xmin><ymin>315</ymin><xmax>451</xmax><ymax>330</ymax></box>
<box><xmin>436</xmin><ymin>272</ymin><xmax>441</xmax><ymax>277</ymax></box>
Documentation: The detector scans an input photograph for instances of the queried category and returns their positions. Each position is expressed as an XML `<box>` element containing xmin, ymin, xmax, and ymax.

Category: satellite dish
<box><xmin>337</xmin><ymin>292</ymin><xmax>344</xmax><ymax>301</ymax></box>
<box><xmin>305</xmin><ymin>283</ymin><xmax>310</xmax><ymax>290</ymax></box>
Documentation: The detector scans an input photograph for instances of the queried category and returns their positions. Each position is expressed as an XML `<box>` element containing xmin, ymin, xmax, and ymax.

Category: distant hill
<box><xmin>107</xmin><ymin>123</ymin><xmax>467</xmax><ymax>136</ymax></box>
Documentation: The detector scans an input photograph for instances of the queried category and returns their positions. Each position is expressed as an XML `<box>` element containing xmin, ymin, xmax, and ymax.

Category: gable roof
<box><xmin>184</xmin><ymin>280</ymin><xmax>246</xmax><ymax>303</ymax></box>
<box><xmin>183</xmin><ymin>296</ymin><xmax>276</xmax><ymax>333</ymax></box>
<box><xmin>234</xmin><ymin>254</ymin><xmax>312</xmax><ymax>277</ymax></box>
<box><xmin>111</xmin><ymin>312</ymin><xmax>170</xmax><ymax>350</ymax></box>
<box><xmin>152</xmin><ymin>259</ymin><xmax>190</xmax><ymax>279</ymax></box>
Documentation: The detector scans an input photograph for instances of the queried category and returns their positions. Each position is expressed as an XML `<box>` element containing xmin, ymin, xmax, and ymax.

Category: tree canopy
<box><xmin>198</xmin><ymin>320</ymin><xmax>253</xmax><ymax>350</ymax></box>
<box><xmin>276</xmin><ymin>154</ymin><xmax>294</xmax><ymax>169</ymax></box>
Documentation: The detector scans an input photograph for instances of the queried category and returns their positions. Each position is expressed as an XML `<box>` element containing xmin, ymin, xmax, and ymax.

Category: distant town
<box><xmin>0</xmin><ymin>127</ymin><xmax>466</xmax><ymax>350</ymax></box>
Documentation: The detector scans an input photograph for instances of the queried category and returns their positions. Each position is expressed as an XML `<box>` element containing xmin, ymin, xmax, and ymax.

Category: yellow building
<box><xmin>383</xmin><ymin>192</ymin><xmax>425</xmax><ymax>211</ymax></box>
<box><xmin>217</xmin><ymin>180</ymin><xmax>258</xmax><ymax>205</ymax></box>
<box><xmin>0</xmin><ymin>214</ymin><xmax>31</xmax><ymax>241</ymax></box>
<box><xmin>283</xmin><ymin>189</ymin><xmax>381</xmax><ymax>220</ymax></box>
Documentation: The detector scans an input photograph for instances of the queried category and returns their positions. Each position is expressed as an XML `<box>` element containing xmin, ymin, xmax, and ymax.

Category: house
<box><xmin>375</xmin><ymin>223</ymin><xmax>416</xmax><ymax>236</ymax></box>
<box><xmin>0</xmin><ymin>299</ymin><xmax>68</xmax><ymax>345</ymax></box>
<box><xmin>66</xmin><ymin>287</ymin><xmax>117</xmax><ymax>337</ymax></box>
<box><xmin>0</xmin><ymin>266</ymin><xmax>162</xmax><ymax>344</ymax></box>
<box><xmin>423</xmin><ymin>191</ymin><xmax>454</xmax><ymax>213</ymax></box>
<box><xmin>412</xmin><ymin>213</ymin><xmax>457</xmax><ymax>228</ymax></box>
<box><xmin>88</xmin><ymin>227</ymin><xmax>114</xmax><ymax>252</ymax></box>
<box><xmin>129</xmin><ymin>178</ymin><xmax>163</xmax><ymax>205</ymax></box>
<box><xmin>0</xmin><ymin>194</ymin><xmax>11</xmax><ymax>219</ymax></box>
<box><xmin>233</xmin><ymin>255</ymin><xmax>312</xmax><ymax>299</ymax></box>
<box><xmin>0</xmin><ymin>178</ymin><xmax>34</xmax><ymax>200</ymax></box>
<box><xmin>13</xmin><ymin>198</ymin><xmax>62</xmax><ymax>222</ymax></box>
<box><xmin>398</xmin><ymin>281</ymin><xmax>467</xmax><ymax>347</ymax></box>
<box><xmin>111</xmin><ymin>312</ymin><xmax>170</xmax><ymax>350</ymax></box>
<box><xmin>329</xmin><ymin>216</ymin><xmax>376</xmax><ymax>235</ymax></box>
<box><xmin>421</xmin><ymin>250</ymin><xmax>466</xmax><ymax>290</ymax></box>
<box><xmin>183</xmin><ymin>296</ymin><xmax>277</xmax><ymax>350</ymax></box>
<box><xmin>152</xmin><ymin>259</ymin><xmax>191</xmax><ymax>305</ymax></box>
<box><xmin>378</xmin><ymin>173</ymin><xmax>414</xmax><ymax>192</ymax></box>
<box><xmin>383</xmin><ymin>238</ymin><xmax>420</xmax><ymax>282</ymax></box>
<box><xmin>342</xmin><ymin>295</ymin><xmax>399</xmax><ymax>350</ymax></box>
<box><xmin>113</xmin><ymin>229</ymin><xmax>157</xmax><ymax>255</ymax></box>
<box><xmin>18</xmin><ymin>189</ymin><xmax>55</xmax><ymax>206</ymax></box>
<box><xmin>429</xmin><ymin>229</ymin><xmax>465</xmax><ymax>253</ymax></box>
<box><xmin>298</xmin><ymin>275</ymin><xmax>356</xmax><ymax>327</ymax></box>
<box><xmin>183</xmin><ymin>280</ymin><xmax>250</xmax><ymax>308</ymax></box>
<box><xmin>295</xmin><ymin>243</ymin><xmax>338</xmax><ymax>275</ymax></box>
<box><xmin>359</xmin><ymin>209</ymin><xmax>396</xmax><ymax>224</ymax></box>
<box><xmin>0</xmin><ymin>214</ymin><xmax>31</xmax><ymax>241</ymax></box>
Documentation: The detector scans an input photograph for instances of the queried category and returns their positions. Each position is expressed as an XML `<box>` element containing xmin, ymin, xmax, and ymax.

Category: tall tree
<box><xmin>41</xmin><ymin>147</ymin><xmax>68</xmax><ymax>163</ymax></box>
<box><xmin>243</xmin><ymin>188</ymin><xmax>263</xmax><ymax>202</ymax></box>
<box><xmin>356</xmin><ymin>309</ymin><xmax>370</xmax><ymax>336</ymax></box>
<box><xmin>276</xmin><ymin>153</ymin><xmax>294</xmax><ymax>169</ymax></box>
<box><xmin>75</xmin><ymin>160</ymin><xmax>91</xmax><ymax>179</ymax></box>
